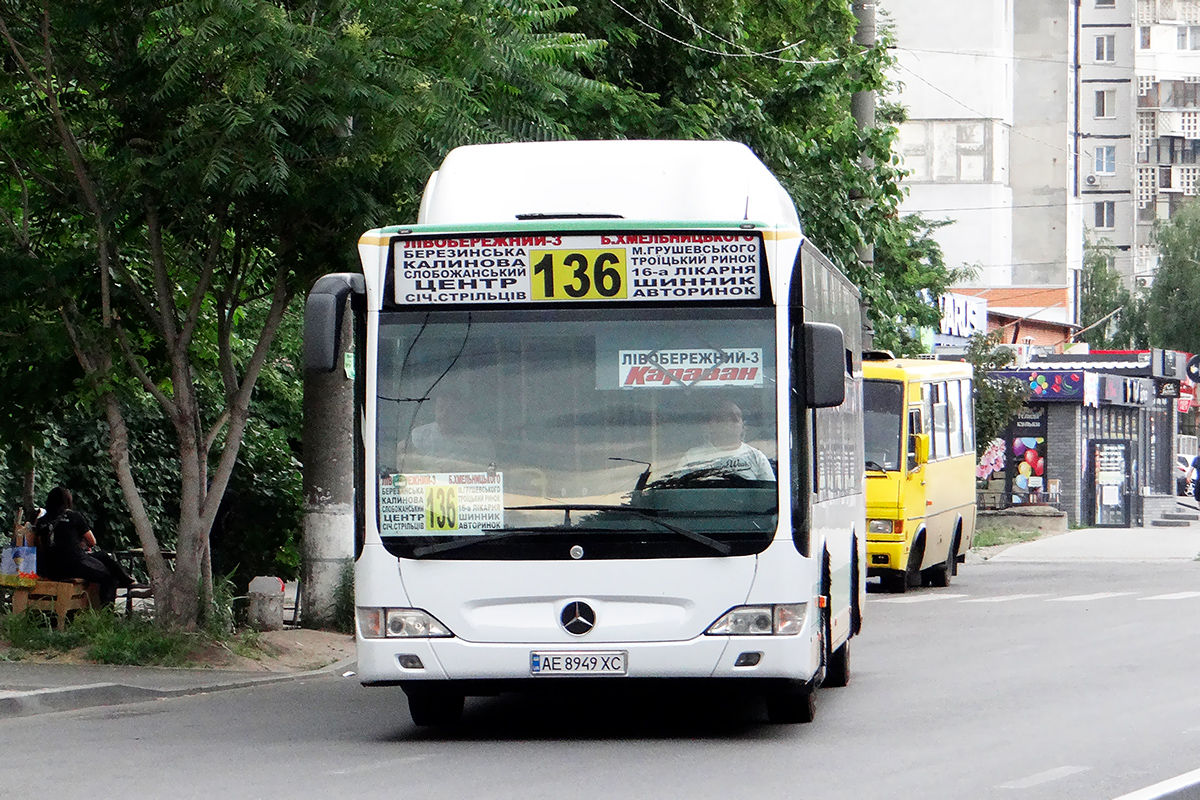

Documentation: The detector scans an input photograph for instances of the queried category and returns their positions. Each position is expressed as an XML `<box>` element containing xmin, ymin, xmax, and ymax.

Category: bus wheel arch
<box><xmin>924</xmin><ymin>523</ymin><xmax>958</xmax><ymax>588</ymax></box>
<box><xmin>905</xmin><ymin>529</ymin><xmax>926</xmax><ymax>588</ymax></box>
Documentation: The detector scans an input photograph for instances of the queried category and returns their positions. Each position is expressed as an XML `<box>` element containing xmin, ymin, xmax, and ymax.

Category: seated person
<box><xmin>34</xmin><ymin>486</ymin><xmax>133</xmax><ymax>606</ymax></box>
<box><xmin>409</xmin><ymin>390</ymin><xmax>496</xmax><ymax>466</ymax></box>
<box><xmin>677</xmin><ymin>400</ymin><xmax>775</xmax><ymax>481</ymax></box>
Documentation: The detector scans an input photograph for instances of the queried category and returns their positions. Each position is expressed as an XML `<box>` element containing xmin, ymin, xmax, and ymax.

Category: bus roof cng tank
<box><xmin>417</xmin><ymin>140</ymin><xmax>802</xmax><ymax>230</ymax></box>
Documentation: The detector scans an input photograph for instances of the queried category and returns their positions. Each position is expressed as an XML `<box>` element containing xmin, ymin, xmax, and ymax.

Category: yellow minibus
<box><xmin>862</xmin><ymin>354</ymin><xmax>976</xmax><ymax>593</ymax></box>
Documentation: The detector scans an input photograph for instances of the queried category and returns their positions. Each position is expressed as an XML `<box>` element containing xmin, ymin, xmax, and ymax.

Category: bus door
<box><xmin>905</xmin><ymin>401</ymin><xmax>927</xmax><ymax>539</ymax></box>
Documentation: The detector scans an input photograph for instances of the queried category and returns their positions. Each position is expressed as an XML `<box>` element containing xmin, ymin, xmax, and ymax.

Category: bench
<box><xmin>12</xmin><ymin>579</ymin><xmax>98</xmax><ymax>630</ymax></box>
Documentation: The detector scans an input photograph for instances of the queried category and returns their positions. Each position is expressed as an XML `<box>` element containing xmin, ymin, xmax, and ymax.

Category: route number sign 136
<box><xmin>530</xmin><ymin>249</ymin><xmax>628</xmax><ymax>301</ymax></box>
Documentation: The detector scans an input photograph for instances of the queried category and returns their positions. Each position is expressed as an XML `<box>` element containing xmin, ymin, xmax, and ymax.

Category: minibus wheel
<box><xmin>765</xmin><ymin>681</ymin><xmax>816</xmax><ymax>723</ymax></box>
<box><xmin>405</xmin><ymin>686</ymin><xmax>464</xmax><ymax>726</ymax></box>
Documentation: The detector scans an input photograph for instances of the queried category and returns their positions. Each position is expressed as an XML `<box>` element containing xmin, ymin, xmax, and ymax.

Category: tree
<box><xmin>1150</xmin><ymin>199</ymin><xmax>1200</xmax><ymax>352</ymax></box>
<box><xmin>964</xmin><ymin>332</ymin><xmax>1028</xmax><ymax>458</ymax></box>
<box><xmin>0</xmin><ymin>0</ymin><xmax>611</xmax><ymax>628</ymax></box>
<box><xmin>552</xmin><ymin>0</ymin><xmax>962</xmax><ymax>347</ymax></box>
<box><xmin>1079</xmin><ymin>239</ymin><xmax>1149</xmax><ymax>349</ymax></box>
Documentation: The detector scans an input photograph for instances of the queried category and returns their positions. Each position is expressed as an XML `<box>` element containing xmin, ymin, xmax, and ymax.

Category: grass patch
<box><xmin>973</xmin><ymin>526</ymin><xmax>1049</xmax><ymax>548</ymax></box>
<box><xmin>1</xmin><ymin>608</ymin><xmax>194</xmax><ymax>666</ymax></box>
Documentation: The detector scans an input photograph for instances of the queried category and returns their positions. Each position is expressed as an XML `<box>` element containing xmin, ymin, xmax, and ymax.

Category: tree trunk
<box><xmin>19</xmin><ymin>442</ymin><xmax>35</xmax><ymax>522</ymax></box>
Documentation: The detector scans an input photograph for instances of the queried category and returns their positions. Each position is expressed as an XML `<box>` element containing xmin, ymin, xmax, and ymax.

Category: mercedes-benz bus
<box><xmin>305</xmin><ymin>140</ymin><xmax>865</xmax><ymax>725</ymax></box>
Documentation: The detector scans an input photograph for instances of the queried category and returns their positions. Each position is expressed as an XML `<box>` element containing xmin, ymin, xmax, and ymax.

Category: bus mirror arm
<box><xmin>304</xmin><ymin>273</ymin><xmax>366</xmax><ymax>373</ymax></box>
<box><xmin>799</xmin><ymin>322</ymin><xmax>846</xmax><ymax>408</ymax></box>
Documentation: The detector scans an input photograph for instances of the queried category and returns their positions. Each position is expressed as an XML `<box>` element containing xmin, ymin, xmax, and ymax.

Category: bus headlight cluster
<box><xmin>704</xmin><ymin>604</ymin><xmax>807</xmax><ymax>636</ymax></box>
<box><xmin>868</xmin><ymin>518</ymin><xmax>898</xmax><ymax>534</ymax></box>
<box><xmin>357</xmin><ymin>608</ymin><xmax>454</xmax><ymax>639</ymax></box>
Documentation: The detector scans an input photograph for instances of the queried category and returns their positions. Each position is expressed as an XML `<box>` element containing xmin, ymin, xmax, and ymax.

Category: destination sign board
<box><xmin>391</xmin><ymin>233</ymin><xmax>762</xmax><ymax>305</ymax></box>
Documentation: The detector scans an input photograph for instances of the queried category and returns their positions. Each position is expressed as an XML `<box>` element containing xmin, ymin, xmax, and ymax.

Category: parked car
<box><xmin>1177</xmin><ymin>454</ymin><xmax>1195</xmax><ymax>496</ymax></box>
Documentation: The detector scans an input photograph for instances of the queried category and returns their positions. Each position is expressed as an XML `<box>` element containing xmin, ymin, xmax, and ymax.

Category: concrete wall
<box><xmin>1011</xmin><ymin>0</ymin><xmax>1075</xmax><ymax>287</ymax></box>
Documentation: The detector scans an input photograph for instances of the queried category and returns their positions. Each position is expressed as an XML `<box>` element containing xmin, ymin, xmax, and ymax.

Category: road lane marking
<box><xmin>1110</xmin><ymin>766</ymin><xmax>1200</xmax><ymax>799</ymax></box>
<box><xmin>962</xmin><ymin>594</ymin><xmax>1046</xmax><ymax>603</ymax></box>
<box><xmin>1047</xmin><ymin>592</ymin><xmax>1135</xmax><ymax>603</ymax></box>
<box><xmin>999</xmin><ymin>765</ymin><xmax>1089</xmax><ymax>789</ymax></box>
<box><xmin>1139</xmin><ymin>591</ymin><xmax>1200</xmax><ymax>601</ymax></box>
<box><xmin>870</xmin><ymin>594</ymin><xmax>968</xmax><ymax>604</ymax></box>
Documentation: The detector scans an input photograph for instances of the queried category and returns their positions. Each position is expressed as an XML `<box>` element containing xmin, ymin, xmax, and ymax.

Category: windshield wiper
<box><xmin>412</xmin><ymin>528</ymin><xmax>555</xmax><ymax>558</ymax></box>
<box><xmin>506</xmin><ymin>503</ymin><xmax>733</xmax><ymax>555</ymax></box>
<box><xmin>865</xmin><ymin>460</ymin><xmax>889</xmax><ymax>473</ymax></box>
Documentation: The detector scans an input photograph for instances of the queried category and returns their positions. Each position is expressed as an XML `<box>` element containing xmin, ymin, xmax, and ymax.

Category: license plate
<box><xmin>530</xmin><ymin>650</ymin><xmax>627</xmax><ymax>676</ymax></box>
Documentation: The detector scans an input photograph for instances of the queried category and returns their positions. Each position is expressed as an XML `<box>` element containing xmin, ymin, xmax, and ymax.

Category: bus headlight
<box><xmin>357</xmin><ymin>607</ymin><xmax>454</xmax><ymax>639</ymax></box>
<box><xmin>705</xmin><ymin>604</ymin><xmax>807</xmax><ymax>636</ymax></box>
<box><xmin>868</xmin><ymin>518</ymin><xmax>898</xmax><ymax>534</ymax></box>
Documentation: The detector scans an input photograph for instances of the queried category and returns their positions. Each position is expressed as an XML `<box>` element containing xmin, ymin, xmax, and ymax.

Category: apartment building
<box><xmin>888</xmin><ymin>0</ymin><xmax>1200</xmax><ymax>306</ymax></box>
<box><xmin>1133</xmin><ymin>0</ymin><xmax>1200</xmax><ymax>285</ymax></box>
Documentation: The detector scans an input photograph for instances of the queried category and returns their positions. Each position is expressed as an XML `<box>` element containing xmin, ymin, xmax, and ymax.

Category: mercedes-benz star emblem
<box><xmin>560</xmin><ymin>601</ymin><xmax>596</xmax><ymax>636</ymax></box>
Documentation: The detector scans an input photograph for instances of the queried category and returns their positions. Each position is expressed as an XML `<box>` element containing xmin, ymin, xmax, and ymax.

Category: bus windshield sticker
<box><xmin>617</xmin><ymin>348</ymin><xmax>764</xmax><ymax>389</ymax></box>
<box><xmin>379</xmin><ymin>472</ymin><xmax>504</xmax><ymax>535</ymax></box>
<box><xmin>392</xmin><ymin>233</ymin><xmax>762</xmax><ymax>305</ymax></box>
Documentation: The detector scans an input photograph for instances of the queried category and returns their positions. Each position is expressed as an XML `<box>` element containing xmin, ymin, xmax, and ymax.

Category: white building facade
<box><xmin>883</xmin><ymin>0</ymin><xmax>1089</xmax><ymax>330</ymax></box>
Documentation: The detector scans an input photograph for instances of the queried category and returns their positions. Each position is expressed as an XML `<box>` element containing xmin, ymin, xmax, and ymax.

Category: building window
<box><xmin>1141</xmin><ymin>26</ymin><xmax>1151</xmax><ymax>48</ymax></box>
<box><xmin>1096</xmin><ymin>0</ymin><xmax>1115</xmax><ymax>6</ymax></box>
<box><xmin>1095</xmin><ymin>89</ymin><xmax>1117</xmax><ymax>118</ymax></box>
<box><xmin>1095</xmin><ymin>145</ymin><xmax>1117</xmax><ymax>173</ymax></box>
<box><xmin>1094</xmin><ymin>201</ymin><xmax>1116</xmax><ymax>229</ymax></box>
<box><xmin>1096</xmin><ymin>35</ymin><xmax>1116</xmax><ymax>61</ymax></box>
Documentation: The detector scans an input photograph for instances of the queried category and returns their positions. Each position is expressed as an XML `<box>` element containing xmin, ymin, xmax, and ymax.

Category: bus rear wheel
<box><xmin>766</xmin><ymin>681</ymin><xmax>816</xmax><ymax>724</ymax></box>
<box><xmin>404</xmin><ymin>686</ymin><xmax>464</xmax><ymax>726</ymax></box>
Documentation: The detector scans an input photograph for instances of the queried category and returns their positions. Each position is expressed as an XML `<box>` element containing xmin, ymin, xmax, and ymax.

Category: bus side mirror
<box><xmin>913</xmin><ymin>434</ymin><xmax>930</xmax><ymax>466</ymax></box>
<box><xmin>800</xmin><ymin>322</ymin><xmax>846</xmax><ymax>408</ymax></box>
<box><xmin>304</xmin><ymin>273</ymin><xmax>366</xmax><ymax>373</ymax></box>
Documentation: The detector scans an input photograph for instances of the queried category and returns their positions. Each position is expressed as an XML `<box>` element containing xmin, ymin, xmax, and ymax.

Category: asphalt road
<box><xmin>3</xmin><ymin>558</ymin><xmax>1199</xmax><ymax>800</ymax></box>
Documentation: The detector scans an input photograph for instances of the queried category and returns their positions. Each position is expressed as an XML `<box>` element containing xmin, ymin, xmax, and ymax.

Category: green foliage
<box><xmin>870</xmin><ymin>214</ymin><xmax>973</xmax><ymax>353</ymax></box>
<box><xmin>0</xmin><ymin>608</ymin><xmax>191</xmax><ymax>665</ymax></box>
<box><xmin>1</xmin><ymin>0</ymin><xmax>612</xmax><ymax>627</ymax></box>
<box><xmin>1150</xmin><ymin>200</ymin><xmax>1200</xmax><ymax>352</ymax></box>
<box><xmin>964</xmin><ymin>332</ymin><xmax>1029</xmax><ymax>457</ymax></box>
<box><xmin>1080</xmin><ymin>240</ymin><xmax>1149</xmax><ymax>349</ymax></box>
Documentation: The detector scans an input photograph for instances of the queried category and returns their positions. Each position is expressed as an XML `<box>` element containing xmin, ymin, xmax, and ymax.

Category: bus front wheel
<box><xmin>765</xmin><ymin>681</ymin><xmax>816</xmax><ymax>724</ymax></box>
<box><xmin>404</xmin><ymin>686</ymin><xmax>465</xmax><ymax>726</ymax></box>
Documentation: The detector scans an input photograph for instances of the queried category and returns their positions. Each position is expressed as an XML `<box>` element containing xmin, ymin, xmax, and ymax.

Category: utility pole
<box><xmin>301</xmin><ymin>291</ymin><xmax>356</xmax><ymax>627</ymax></box>
<box><xmin>852</xmin><ymin>0</ymin><xmax>877</xmax><ymax>347</ymax></box>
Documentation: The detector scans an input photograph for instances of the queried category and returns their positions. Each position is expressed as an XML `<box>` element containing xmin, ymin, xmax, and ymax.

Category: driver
<box><xmin>676</xmin><ymin>399</ymin><xmax>774</xmax><ymax>481</ymax></box>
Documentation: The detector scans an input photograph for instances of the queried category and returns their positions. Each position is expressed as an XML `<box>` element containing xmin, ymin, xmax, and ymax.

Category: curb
<box><xmin>0</xmin><ymin>655</ymin><xmax>358</xmax><ymax>719</ymax></box>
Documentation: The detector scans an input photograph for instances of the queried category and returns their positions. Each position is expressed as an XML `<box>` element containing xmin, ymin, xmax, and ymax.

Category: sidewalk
<box><xmin>987</xmin><ymin>524</ymin><xmax>1200</xmax><ymax>563</ymax></box>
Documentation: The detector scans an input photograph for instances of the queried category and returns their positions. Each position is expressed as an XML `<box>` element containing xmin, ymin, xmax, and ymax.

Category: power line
<box><xmin>604</xmin><ymin>0</ymin><xmax>844</xmax><ymax>64</ymax></box>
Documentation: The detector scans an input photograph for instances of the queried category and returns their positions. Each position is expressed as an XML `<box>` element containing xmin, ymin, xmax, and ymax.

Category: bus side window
<box><xmin>947</xmin><ymin>379</ymin><xmax>963</xmax><ymax>457</ymax></box>
<box><xmin>921</xmin><ymin>384</ymin><xmax>934</xmax><ymax>460</ymax></box>
<box><xmin>907</xmin><ymin>408</ymin><xmax>922</xmax><ymax>471</ymax></box>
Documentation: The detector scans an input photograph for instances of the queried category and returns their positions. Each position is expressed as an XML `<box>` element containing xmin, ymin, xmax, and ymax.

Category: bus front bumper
<box><xmin>356</xmin><ymin>631</ymin><xmax>822</xmax><ymax>686</ymax></box>
<box><xmin>866</xmin><ymin>539</ymin><xmax>907</xmax><ymax>575</ymax></box>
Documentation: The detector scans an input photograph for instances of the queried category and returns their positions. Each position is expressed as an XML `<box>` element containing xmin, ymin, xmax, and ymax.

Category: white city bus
<box><xmin>305</xmin><ymin>140</ymin><xmax>865</xmax><ymax>725</ymax></box>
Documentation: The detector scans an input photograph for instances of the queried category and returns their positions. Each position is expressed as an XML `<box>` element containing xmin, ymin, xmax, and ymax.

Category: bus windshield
<box><xmin>863</xmin><ymin>379</ymin><xmax>904</xmax><ymax>472</ymax></box>
<box><xmin>375</xmin><ymin>306</ymin><xmax>778</xmax><ymax>559</ymax></box>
